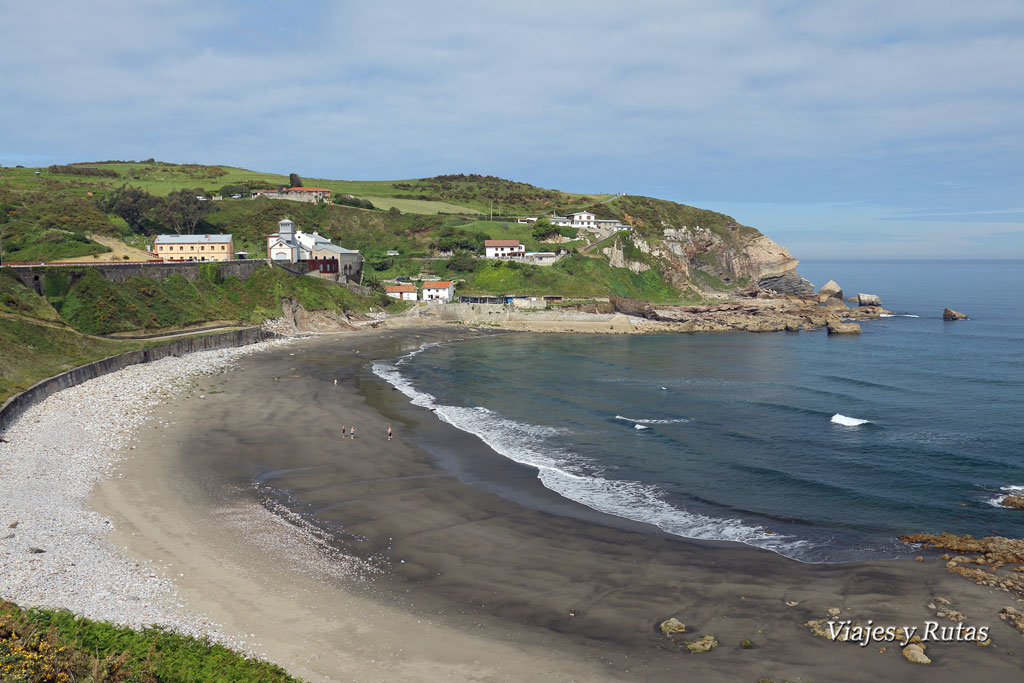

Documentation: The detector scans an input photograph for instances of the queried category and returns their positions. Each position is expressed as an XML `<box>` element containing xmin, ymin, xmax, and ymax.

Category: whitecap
<box><xmin>880</xmin><ymin>313</ymin><xmax>920</xmax><ymax>318</ymax></box>
<box><xmin>831</xmin><ymin>413</ymin><xmax>870</xmax><ymax>426</ymax></box>
<box><xmin>615</xmin><ymin>414</ymin><xmax>692</xmax><ymax>425</ymax></box>
<box><xmin>634</xmin><ymin>424</ymin><xmax>649</xmax><ymax>430</ymax></box>
<box><xmin>987</xmin><ymin>485</ymin><xmax>1024</xmax><ymax>508</ymax></box>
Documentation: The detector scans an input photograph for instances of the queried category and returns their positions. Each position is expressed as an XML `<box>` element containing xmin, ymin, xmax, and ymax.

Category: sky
<box><xmin>1</xmin><ymin>0</ymin><xmax>1022</xmax><ymax>259</ymax></box>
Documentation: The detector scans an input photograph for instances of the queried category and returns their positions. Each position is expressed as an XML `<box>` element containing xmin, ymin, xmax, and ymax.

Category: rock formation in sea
<box><xmin>857</xmin><ymin>293</ymin><xmax>881</xmax><ymax>306</ymax></box>
<box><xmin>943</xmin><ymin>308</ymin><xmax>968</xmax><ymax>320</ymax></box>
<box><xmin>817</xmin><ymin>280</ymin><xmax>844</xmax><ymax>302</ymax></box>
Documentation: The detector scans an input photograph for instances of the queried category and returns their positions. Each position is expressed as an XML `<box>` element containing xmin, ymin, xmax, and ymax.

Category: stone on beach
<box><xmin>685</xmin><ymin>635</ymin><xmax>718</xmax><ymax>652</ymax></box>
<box><xmin>902</xmin><ymin>643</ymin><xmax>931</xmax><ymax>664</ymax></box>
<box><xmin>659</xmin><ymin>617</ymin><xmax>686</xmax><ymax>636</ymax></box>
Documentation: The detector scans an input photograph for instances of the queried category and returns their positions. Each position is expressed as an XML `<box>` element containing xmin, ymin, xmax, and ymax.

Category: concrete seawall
<box><xmin>0</xmin><ymin>327</ymin><xmax>279</xmax><ymax>434</ymax></box>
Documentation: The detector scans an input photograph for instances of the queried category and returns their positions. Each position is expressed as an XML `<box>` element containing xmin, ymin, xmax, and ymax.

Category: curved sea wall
<box><xmin>0</xmin><ymin>327</ymin><xmax>278</xmax><ymax>434</ymax></box>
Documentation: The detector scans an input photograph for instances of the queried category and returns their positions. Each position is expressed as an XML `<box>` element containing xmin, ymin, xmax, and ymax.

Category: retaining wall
<box><xmin>0</xmin><ymin>327</ymin><xmax>279</xmax><ymax>434</ymax></box>
<box><xmin>10</xmin><ymin>260</ymin><xmax>270</xmax><ymax>295</ymax></box>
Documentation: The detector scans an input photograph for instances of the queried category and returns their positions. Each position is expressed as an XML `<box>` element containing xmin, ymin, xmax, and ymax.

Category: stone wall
<box><xmin>10</xmin><ymin>260</ymin><xmax>270</xmax><ymax>295</ymax></box>
<box><xmin>0</xmin><ymin>327</ymin><xmax>278</xmax><ymax>435</ymax></box>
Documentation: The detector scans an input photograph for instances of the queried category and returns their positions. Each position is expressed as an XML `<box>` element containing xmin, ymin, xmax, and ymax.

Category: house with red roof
<box><xmin>484</xmin><ymin>239</ymin><xmax>525</xmax><ymax>260</ymax></box>
<box><xmin>422</xmin><ymin>281</ymin><xmax>454</xmax><ymax>302</ymax></box>
<box><xmin>385</xmin><ymin>284</ymin><xmax>418</xmax><ymax>301</ymax></box>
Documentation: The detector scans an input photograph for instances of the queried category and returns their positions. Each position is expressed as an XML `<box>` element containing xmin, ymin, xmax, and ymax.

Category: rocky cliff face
<box><xmin>594</xmin><ymin>196</ymin><xmax>813</xmax><ymax>296</ymax></box>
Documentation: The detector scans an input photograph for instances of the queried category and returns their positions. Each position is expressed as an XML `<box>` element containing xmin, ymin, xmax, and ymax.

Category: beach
<box><xmin>3</xmin><ymin>326</ymin><xmax>1022</xmax><ymax>681</ymax></box>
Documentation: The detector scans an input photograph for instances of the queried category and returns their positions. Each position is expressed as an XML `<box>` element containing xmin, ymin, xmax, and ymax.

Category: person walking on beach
<box><xmin>387</xmin><ymin>425</ymin><xmax>393</xmax><ymax>441</ymax></box>
<box><xmin>350</xmin><ymin>427</ymin><xmax>356</xmax><ymax>439</ymax></box>
<box><xmin>342</xmin><ymin>425</ymin><xmax>346</xmax><ymax>438</ymax></box>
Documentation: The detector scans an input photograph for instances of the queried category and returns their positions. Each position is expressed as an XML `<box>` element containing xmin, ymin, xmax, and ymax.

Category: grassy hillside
<box><xmin>0</xmin><ymin>317</ymin><xmax>142</xmax><ymax>400</ymax></box>
<box><xmin>0</xmin><ymin>160</ymin><xmax>771</xmax><ymax>300</ymax></box>
<box><xmin>0</xmin><ymin>600</ymin><xmax>298</xmax><ymax>682</ymax></box>
<box><xmin>46</xmin><ymin>264</ymin><xmax>394</xmax><ymax>335</ymax></box>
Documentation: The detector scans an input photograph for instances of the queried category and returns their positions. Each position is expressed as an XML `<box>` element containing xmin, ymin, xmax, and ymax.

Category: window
<box><xmin>201</xmin><ymin>246</ymin><xmax>205</xmax><ymax>251</ymax></box>
<box><xmin>179</xmin><ymin>246</ymin><xmax>184</xmax><ymax>251</ymax></box>
<box><xmin>190</xmin><ymin>246</ymin><xmax>195</xmax><ymax>251</ymax></box>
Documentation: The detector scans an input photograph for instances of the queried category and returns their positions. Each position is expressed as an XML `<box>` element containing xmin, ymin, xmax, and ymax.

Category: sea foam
<box><xmin>831</xmin><ymin>414</ymin><xmax>870</xmax><ymax>426</ymax></box>
<box><xmin>615</xmin><ymin>415</ymin><xmax>692</xmax><ymax>425</ymax></box>
<box><xmin>373</xmin><ymin>347</ymin><xmax>811</xmax><ymax>560</ymax></box>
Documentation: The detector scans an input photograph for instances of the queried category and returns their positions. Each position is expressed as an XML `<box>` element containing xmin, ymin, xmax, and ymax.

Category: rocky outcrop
<box><xmin>609</xmin><ymin>295</ymin><xmax>655</xmax><ymax>318</ymax></box>
<box><xmin>846</xmin><ymin>305</ymin><xmax>891</xmax><ymax>320</ymax></box>
<box><xmin>943</xmin><ymin>308</ymin><xmax>968</xmax><ymax>320</ymax></box>
<box><xmin>1000</xmin><ymin>495</ymin><xmax>1024</xmax><ymax>509</ymax></box>
<box><xmin>823</xmin><ymin>297</ymin><xmax>848</xmax><ymax>310</ymax></box>
<box><xmin>858</xmin><ymin>293</ymin><xmax>882</xmax><ymax>306</ymax></box>
<box><xmin>827</xmin><ymin>321</ymin><xmax>862</xmax><ymax>335</ymax></box>
<box><xmin>817</xmin><ymin>280</ymin><xmax>843</xmax><ymax>301</ymax></box>
<box><xmin>279</xmin><ymin>297</ymin><xmax>359</xmax><ymax>333</ymax></box>
<box><xmin>756</xmin><ymin>270</ymin><xmax>814</xmax><ymax>296</ymax></box>
<box><xmin>603</xmin><ymin>238</ymin><xmax>651</xmax><ymax>273</ymax></box>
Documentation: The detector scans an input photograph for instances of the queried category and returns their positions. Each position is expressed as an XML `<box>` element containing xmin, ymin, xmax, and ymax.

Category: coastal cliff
<box><xmin>592</xmin><ymin>195</ymin><xmax>813</xmax><ymax>296</ymax></box>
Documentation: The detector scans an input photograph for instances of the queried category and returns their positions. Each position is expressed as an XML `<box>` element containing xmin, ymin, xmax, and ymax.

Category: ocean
<box><xmin>373</xmin><ymin>260</ymin><xmax>1024</xmax><ymax>562</ymax></box>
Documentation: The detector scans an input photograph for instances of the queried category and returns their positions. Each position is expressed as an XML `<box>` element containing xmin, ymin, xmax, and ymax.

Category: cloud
<box><xmin>1</xmin><ymin>1</ymin><xmax>1022</xmax><ymax>256</ymax></box>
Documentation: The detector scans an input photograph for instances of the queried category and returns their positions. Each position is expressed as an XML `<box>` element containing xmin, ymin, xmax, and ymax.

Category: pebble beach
<box><xmin>0</xmin><ymin>340</ymin><xmax>298</xmax><ymax>652</ymax></box>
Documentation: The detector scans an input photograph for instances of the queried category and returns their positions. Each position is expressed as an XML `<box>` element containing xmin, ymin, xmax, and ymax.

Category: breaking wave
<box><xmin>372</xmin><ymin>347</ymin><xmax>812</xmax><ymax>560</ymax></box>
<box><xmin>831</xmin><ymin>414</ymin><xmax>871</xmax><ymax>426</ymax></box>
<box><xmin>614</xmin><ymin>415</ymin><xmax>693</xmax><ymax>425</ymax></box>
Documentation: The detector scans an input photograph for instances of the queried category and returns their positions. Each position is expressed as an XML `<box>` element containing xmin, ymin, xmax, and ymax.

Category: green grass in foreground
<box><xmin>0</xmin><ymin>317</ymin><xmax>143</xmax><ymax>402</ymax></box>
<box><xmin>0</xmin><ymin>599</ymin><xmax>299</xmax><ymax>682</ymax></box>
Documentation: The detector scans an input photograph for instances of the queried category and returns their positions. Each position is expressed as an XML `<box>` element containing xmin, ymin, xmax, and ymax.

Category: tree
<box><xmin>156</xmin><ymin>189</ymin><xmax>212</xmax><ymax>234</ymax></box>
<box><xmin>532</xmin><ymin>217</ymin><xmax>554</xmax><ymax>241</ymax></box>
<box><xmin>102</xmin><ymin>185</ymin><xmax>158</xmax><ymax>232</ymax></box>
<box><xmin>289</xmin><ymin>173</ymin><xmax>303</xmax><ymax>188</ymax></box>
<box><xmin>447</xmin><ymin>250</ymin><xmax>477</xmax><ymax>272</ymax></box>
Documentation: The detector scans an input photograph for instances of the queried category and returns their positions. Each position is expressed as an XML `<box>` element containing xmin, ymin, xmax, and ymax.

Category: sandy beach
<box><xmin>4</xmin><ymin>325</ymin><xmax>1022</xmax><ymax>681</ymax></box>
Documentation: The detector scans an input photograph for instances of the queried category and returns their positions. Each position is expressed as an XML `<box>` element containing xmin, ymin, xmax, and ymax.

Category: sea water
<box><xmin>373</xmin><ymin>260</ymin><xmax>1024</xmax><ymax>562</ymax></box>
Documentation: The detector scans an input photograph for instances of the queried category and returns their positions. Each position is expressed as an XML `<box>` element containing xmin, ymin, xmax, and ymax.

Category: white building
<box><xmin>385</xmin><ymin>284</ymin><xmax>418</xmax><ymax>301</ymax></box>
<box><xmin>422</xmin><ymin>281</ymin><xmax>454</xmax><ymax>302</ymax></box>
<box><xmin>484</xmin><ymin>239</ymin><xmax>525</xmax><ymax>259</ymax></box>
<box><xmin>266</xmin><ymin>218</ymin><xmax>363</xmax><ymax>282</ymax></box>
<box><xmin>550</xmin><ymin>211</ymin><xmax>624</xmax><ymax>231</ymax></box>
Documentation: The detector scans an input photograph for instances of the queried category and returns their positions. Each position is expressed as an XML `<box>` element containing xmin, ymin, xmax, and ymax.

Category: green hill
<box><xmin>0</xmin><ymin>160</ymin><xmax>797</xmax><ymax>302</ymax></box>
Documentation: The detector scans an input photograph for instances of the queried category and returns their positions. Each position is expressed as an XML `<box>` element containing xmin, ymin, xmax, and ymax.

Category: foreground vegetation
<box><xmin>0</xmin><ymin>600</ymin><xmax>298</xmax><ymax>682</ymax></box>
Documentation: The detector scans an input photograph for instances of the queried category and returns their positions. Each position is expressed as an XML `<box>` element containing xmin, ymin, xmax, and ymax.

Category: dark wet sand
<box><xmin>96</xmin><ymin>327</ymin><xmax>1024</xmax><ymax>681</ymax></box>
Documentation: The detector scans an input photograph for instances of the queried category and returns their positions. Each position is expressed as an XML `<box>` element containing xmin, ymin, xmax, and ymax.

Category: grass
<box><xmin>358</xmin><ymin>196</ymin><xmax>480</xmax><ymax>215</ymax></box>
<box><xmin>0</xmin><ymin>317</ymin><xmax>142</xmax><ymax>401</ymax></box>
<box><xmin>0</xmin><ymin>599</ymin><xmax>299</xmax><ymax>682</ymax></box>
<box><xmin>49</xmin><ymin>265</ymin><xmax>392</xmax><ymax>336</ymax></box>
<box><xmin>0</xmin><ymin>267</ymin><xmax>62</xmax><ymax>321</ymax></box>
<box><xmin>447</xmin><ymin>252</ymin><xmax>681</xmax><ymax>302</ymax></box>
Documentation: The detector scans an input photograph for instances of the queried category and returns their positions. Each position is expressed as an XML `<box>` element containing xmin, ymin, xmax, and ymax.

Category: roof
<box><xmin>286</xmin><ymin>187</ymin><xmax>331</xmax><ymax>192</ymax></box>
<box><xmin>386</xmin><ymin>284</ymin><xmax>418</xmax><ymax>293</ymax></box>
<box><xmin>154</xmin><ymin>234</ymin><xmax>233</xmax><ymax>244</ymax></box>
<box><xmin>484</xmin><ymin>240</ymin><xmax>522</xmax><ymax>247</ymax></box>
<box><xmin>423</xmin><ymin>281</ymin><xmax>452</xmax><ymax>289</ymax></box>
<box><xmin>568</xmin><ymin>211</ymin><xmax>595</xmax><ymax>217</ymax></box>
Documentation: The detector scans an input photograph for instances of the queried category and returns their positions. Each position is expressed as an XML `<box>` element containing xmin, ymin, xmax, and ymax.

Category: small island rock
<box><xmin>817</xmin><ymin>279</ymin><xmax>844</xmax><ymax>301</ymax></box>
<box><xmin>943</xmin><ymin>308</ymin><xmax>968</xmax><ymax>320</ymax></box>
<box><xmin>827</xmin><ymin>321</ymin><xmax>862</xmax><ymax>335</ymax></box>
<box><xmin>858</xmin><ymin>293</ymin><xmax>882</xmax><ymax>306</ymax></box>
<box><xmin>1001</xmin><ymin>495</ymin><xmax>1024</xmax><ymax>509</ymax></box>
